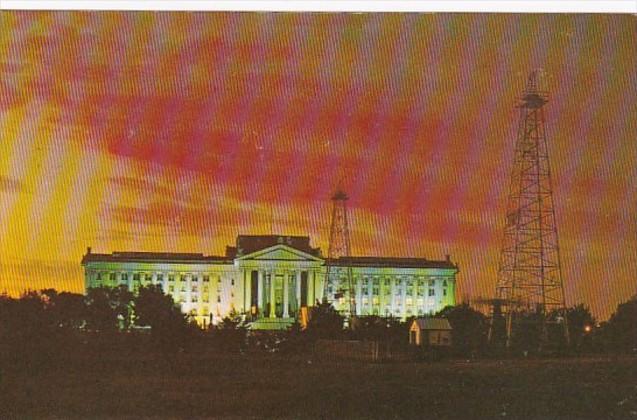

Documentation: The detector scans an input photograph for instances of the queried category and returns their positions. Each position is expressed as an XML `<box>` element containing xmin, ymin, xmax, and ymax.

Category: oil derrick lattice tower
<box><xmin>489</xmin><ymin>70</ymin><xmax>569</xmax><ymax>349</ymax></box>
<box><xmin>323</xmin><ymin>190</ymin><xmax>356</xmax><ymax>319</ymax></box>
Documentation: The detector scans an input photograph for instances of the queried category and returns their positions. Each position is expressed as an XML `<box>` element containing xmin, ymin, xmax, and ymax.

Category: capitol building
<box><xmin>82</xmin><ymin>235</ymin><xmax>459</xmax><ymax>329</ymax></box>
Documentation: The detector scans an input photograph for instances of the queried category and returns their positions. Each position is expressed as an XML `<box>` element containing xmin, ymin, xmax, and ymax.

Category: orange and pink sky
<box><xmin>0</xmin><ymin>12</ymin><xmax>635</xmax><ymax>319</ymax></box>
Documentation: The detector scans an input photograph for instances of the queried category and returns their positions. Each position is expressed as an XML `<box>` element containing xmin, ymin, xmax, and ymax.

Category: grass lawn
<box><xmin>1</xmin><ymin>351</ymin><xmax>635</xmax><ymax>419</ymax></box>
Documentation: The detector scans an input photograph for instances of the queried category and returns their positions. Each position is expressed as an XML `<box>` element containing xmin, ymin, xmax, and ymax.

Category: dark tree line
<box><xmin>1</xmin><ymin>286</ymin><xmax>634</xmax><ymax>363</ymax></box>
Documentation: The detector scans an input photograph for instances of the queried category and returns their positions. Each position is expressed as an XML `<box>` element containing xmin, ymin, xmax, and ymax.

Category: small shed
<box><xmin>409</xmin><ymin>318</ymin><xmax>452</xmax><ymax>347</ymax></box>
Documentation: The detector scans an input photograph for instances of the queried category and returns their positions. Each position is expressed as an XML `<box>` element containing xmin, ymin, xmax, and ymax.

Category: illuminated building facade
<box><xmin>82</xmin><ymin>235</ymin><xmax>458</xmax><ymax>329</ymax></box>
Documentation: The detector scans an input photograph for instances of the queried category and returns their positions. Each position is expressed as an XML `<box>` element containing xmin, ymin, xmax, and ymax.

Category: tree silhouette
<box><xmin>306</xmin><ymin>300</ymin><xmax>344</xmax><ymax>340</ymax></box>
<box><xmin>597</xmin><ymin>296</ymin><xmax>637</xmax><ymax>353</ymax></box>
<box><xmin>84</xmin><ymin>287</ymin><xmax>119</xmax><ymax>333</ymax></box>
<box><xmin>548</xmin><ymin>304</ymin><xmax>595</xmax><ymax>351</ymax></box>
<box><xmin>437</xmin><ymin>304</ymin><xmax>488</xmax><ymax>355</ymax></box>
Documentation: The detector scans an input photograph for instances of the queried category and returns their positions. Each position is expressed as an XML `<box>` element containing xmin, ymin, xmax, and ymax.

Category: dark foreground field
<box><xmin>1</xmin><ymin>350</ymin><xmax>636</xmax><ymax>419</ymax></box>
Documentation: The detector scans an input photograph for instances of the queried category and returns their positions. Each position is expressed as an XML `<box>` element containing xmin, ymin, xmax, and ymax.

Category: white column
<box><xmin>296</xmin><ymin>270</ymin><xmax>302</xmax><ymax>308</ymax></box>
<box><xmin>269</xmin><ymin>271</ymin><xmax>276</xmax><ymax>318</ymax></box>
<box><xmin>309</xmin><ymin>270</ymin><xmax>315</xmax><ymax>305</ymax></box>
<box><xmin>355</xmin><ymin>277</ymin><xmax>362</xmax><ymax>316</ymax></box>
<box><xmin>401</xmin><ymin>277</ymin><xmax>407</xmax><ymax>319</ymax></box>
<box><xmin>283</xmin><ymin>271</ymin><xmax>289</xmax><ymax>317</ymax></box>
<box><xmin>368</xmin><ymin>278</ymin><xmax>374</xmax><ymax>313</ymax></box>
<box><xmin>257</xmin><ymin>270</ymin><xmax>264</xmax><ymax>315</ymax></box>
<box><xmin>127</xmin><ymin>273</ymin><xmax>133</xmax><ymax>291</ymax></box>
<box><xmin>244</xmin><ymin>270</ymin><xmax>251</xmax><ymax>313</ymax></box>
<box><xmin>186</xmin><ymin>274</ymin><xmax>192</xmax><ymax>313</ymax></box>
<box><xmin>390</xmin><ymin>277</ymin><xmax>396</xmax><ymax>316</ymax></box>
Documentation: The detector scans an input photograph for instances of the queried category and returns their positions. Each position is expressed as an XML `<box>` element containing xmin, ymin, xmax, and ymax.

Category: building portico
<box><xmin>234</xmin><ymin>243</ymin><xmax>324</xmax><ymax>329</ymax></box>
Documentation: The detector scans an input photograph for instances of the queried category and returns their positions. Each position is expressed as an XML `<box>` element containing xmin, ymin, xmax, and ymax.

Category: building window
<box><xmin>96</xmin><ymin>273</ymin><xmax>102</xmax><ymax>281</ymax></box>
<box><xmin>133</xmin><ymin>273</ymin><xmax>140</xmax><ymax>282</ymax></box>
<box><xmin>157</xmin><ymin>274</ymin><xmax>164</xmax><ymax>282</ymax></box>
<box><xmin>362</xmin><ymin>287</ymin><xmax>368</xmax><ymax>295</ymax></box>
<box><xmin>373</xmin><ymin>287</ymin><xmax>379</xmax><ymax>296</ymax></box>
<box><xmin>192</xmin><ymin>285</ymin><xmax>198</xmax><ymax>293</ymax></box>
<box><xmin>181</xmin><ymin>286</ymin><xmax>186</xmax><ymax>293</ymax></box>
<box><xmin>407</xmin><ymin>288</ymin><xmax>413</xmax><ymax>296</ymax></box>
<box><xmin>203</xmin><ymin>295</ymin><xmax>209</xmax><ymax>303</ymax></box>
<box><xmin>121</xmin><ymin>273</ymin><xmax>128</xmax><ymax>281</ymax></box>
<box><xmin>168</xmin><ymin>286</ymin><xmax>174</xmax><ymax>293</ymax></box>
<box><xmin>192</xmin><ymin>276</ymin><xmax>199</xmax><ymax>283</ymax></box>
<box><xmin>429</xmin><ymin>289</ymin><xmax>435</xmax><ymax>297</ymax></box>
<box><xmin>231</xmin><ymin>279</ymin><xmax>235</xmax><ymax>286</ymax></box>
<box><xmin>180</xmin><ymin>275</ymin><xmax>186</xmax><ymax>283</ymax></box>
<box><xmin>217</xmin><ymin>296</ymin><xmax>221</xmax><ymax>303</ymax></box>
<box><xmin>168</xmin><ymin>276</ymin><xmax>174</xmax><ymax>282</ymax></box>
<box><xmin>203</xmin><ymin>276</ymin><xmax>209</xmax><ymax>282</ymax></box>
<box><xmin>384</xmin><ymin>278</ymin><xmax>390</xmax><ymax>286</ymax></box>
<box><xmin>443</xmin><ymin>289</ymin><xmax>447</xmax><ymax>296</ymax></box>
<box><xmin>192</xmin><ymin>295</ymin><xmax>199</xmax><ymax>303</ymax></box>
<box><xmin>109</xmin><ymin>273</ymin><xmax>116</xmax><ymax>281</ymax></box>
<box><xmin>443</xmin><ymin>280</ymin><xmax>448</xmax><ymax>287</ymax></box>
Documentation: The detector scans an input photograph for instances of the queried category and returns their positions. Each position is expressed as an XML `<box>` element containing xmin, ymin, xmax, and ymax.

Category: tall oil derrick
<box><xmin>489</xmin><ymin>70</ymin><xmax>569</xmax><ymax>349</ymax></box>
<box><xmin>323</xmin><ymin>190</ymin><xmax>356</xmax><ymax>320</ymax></box>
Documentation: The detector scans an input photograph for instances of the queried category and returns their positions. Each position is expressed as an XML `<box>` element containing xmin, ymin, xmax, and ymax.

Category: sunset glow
<box><xmin>0</xmin><ymin>12</ymin><xmax>635</xmax><ymax>319</ymax></box>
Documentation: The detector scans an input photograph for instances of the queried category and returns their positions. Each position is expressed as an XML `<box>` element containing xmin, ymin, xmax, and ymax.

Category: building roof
<box><xmin>412</xmin><ymin>318</ymin><xmax>453</xmax><ymax>330</ymax></box>
<box><xmin>328</xmin><ymin>256</ymin><xmax>458</xmax><ymax>270</ymax></box>
<box><xmin>82</xmin><ymin>235</ymin><xmax>457</xmax><ymax>270</ymax></box>
<box><xmin>230</xmin><ymin>235</ymin><xmax>322</xmax><ymax>257</ymax></box>
<box><xmin>81</xmin><ymin>250</ymin><xmax>231</xmax><ymax>265</ymax></box>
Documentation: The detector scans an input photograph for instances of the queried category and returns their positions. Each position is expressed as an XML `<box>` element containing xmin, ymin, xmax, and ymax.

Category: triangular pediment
<box><xmin>235</xmin><ymin>244</ymin><xmax>323</xmax><ymax>262</ymax></box>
